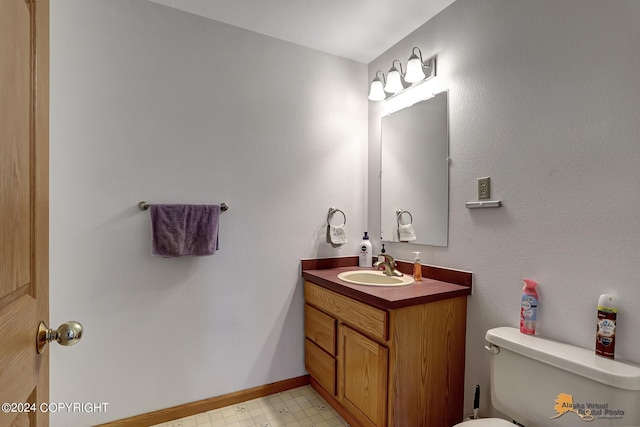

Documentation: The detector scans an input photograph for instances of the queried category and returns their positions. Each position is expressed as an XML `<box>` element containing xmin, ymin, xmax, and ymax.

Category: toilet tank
<box><xmin>485</xmin><ymin>327</ymin><xmax>640</xmax><ymax>427</ymax></box>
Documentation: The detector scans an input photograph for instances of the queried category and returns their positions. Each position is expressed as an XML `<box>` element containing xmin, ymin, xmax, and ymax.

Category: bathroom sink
<box><xmin>337</xmin><ymin>270</ymin><xmax>414</xmax><ymax>287</ymax></box>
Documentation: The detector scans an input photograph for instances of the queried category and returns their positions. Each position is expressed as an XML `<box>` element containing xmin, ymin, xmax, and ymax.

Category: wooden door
<box><xmin>338</xmin><ymin>325</ymin><xmax>388</xmax><ymax>427</ymax></box>
<box><xmin>0</xmin><ymin>1</ymin><xmax>50</xmax><ymax>426</ymax></box>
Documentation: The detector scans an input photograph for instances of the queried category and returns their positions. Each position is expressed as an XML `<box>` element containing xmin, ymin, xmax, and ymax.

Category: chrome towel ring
<box><xmin>327</xmin><ymin>207</ymin><xmax>346</xmax><ymax>226</ymax></box>
<box><xmin>396</xmin><ymin>209</ymin><xmax>413</xmax><ymax>225</ymax></box>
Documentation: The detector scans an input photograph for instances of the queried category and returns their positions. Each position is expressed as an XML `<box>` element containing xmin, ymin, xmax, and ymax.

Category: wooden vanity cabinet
<box><xmin>304</xmin><ymin>280</ymin><xmax>467</xmax><ymax>427</ymax></box>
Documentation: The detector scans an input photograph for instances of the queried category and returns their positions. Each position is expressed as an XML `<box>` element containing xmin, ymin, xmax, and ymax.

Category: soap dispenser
<box><xmin>359</xmin><ymin>232</ymin><xmax>373</xmax><ymax>267</ymax></box>
<box><xmin>413</xmin><ymin>251</ymin><xmax>422</xmax><ymax>281</ymax></box>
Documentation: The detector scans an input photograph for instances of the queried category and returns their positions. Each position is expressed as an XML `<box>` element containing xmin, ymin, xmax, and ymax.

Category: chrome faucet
<box><xmin>373</xmin><ymin>254</ymin><xmax>403</xmax><ymax>277</ymax></box>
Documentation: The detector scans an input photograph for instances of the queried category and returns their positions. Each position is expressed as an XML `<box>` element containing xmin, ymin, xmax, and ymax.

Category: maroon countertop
<box><xmin>301</xmin><ymin>257</ymin><xmax>472</xmax><ymax>311</ymax></box>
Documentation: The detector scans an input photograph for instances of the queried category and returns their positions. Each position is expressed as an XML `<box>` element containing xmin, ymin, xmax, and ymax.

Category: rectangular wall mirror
<box><xmin>380</xmin><ymin>91</ymin><xmax>449</xmax><ymax>247</ymax></box>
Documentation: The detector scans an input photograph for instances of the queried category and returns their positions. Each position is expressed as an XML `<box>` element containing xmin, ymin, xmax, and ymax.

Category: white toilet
<box><xmin>455</xmin><ymin>327</ymin><xmax>640</xmax><ymax>426</ymax></box>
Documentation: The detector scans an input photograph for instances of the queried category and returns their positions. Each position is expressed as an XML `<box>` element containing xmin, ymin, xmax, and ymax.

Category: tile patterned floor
<box><xmin>150</xmin><ymin>385</ymin><xmax>350</xmax><ymax>427</ymax></box>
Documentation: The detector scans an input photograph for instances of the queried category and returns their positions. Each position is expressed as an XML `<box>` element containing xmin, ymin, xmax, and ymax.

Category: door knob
<box><xmin>37</xmin><ymin>321</ymin><xmax>83</xmax><ymax>354</ymax></box>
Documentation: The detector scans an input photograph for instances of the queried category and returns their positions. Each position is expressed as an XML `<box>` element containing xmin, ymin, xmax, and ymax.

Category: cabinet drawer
<box><xmin>305</xmin><ymin>281</ymin><xmax>388</xmax><ymax>342</ymax></box>
<box><xmin>305</xmin><ymin>304</ymin><xmax>336</xmax><ymax>355</ymax></box>
<box><xmin>305</xmin><ymin>339</ymin><xmax>336</xmax><ymax>395</ymax></box>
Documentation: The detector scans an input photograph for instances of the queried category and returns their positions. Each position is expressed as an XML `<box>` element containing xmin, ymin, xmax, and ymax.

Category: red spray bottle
<box><xmin>520</xmin><ymin>279</ymin><xmax>538</xmax><ymax>335</ymax></box>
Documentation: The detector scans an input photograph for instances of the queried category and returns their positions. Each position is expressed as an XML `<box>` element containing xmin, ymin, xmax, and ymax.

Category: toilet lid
<box><xmin>455</xmin><ymin>418</ymin><xmax>514</xmax><ymax>426</ymax></box>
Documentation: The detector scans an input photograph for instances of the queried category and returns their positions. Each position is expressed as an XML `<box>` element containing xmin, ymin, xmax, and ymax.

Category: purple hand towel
<box><xmin>149</xmin><ymin>204</ymin><xmax>220</xmax><ymax>257</ymax></box>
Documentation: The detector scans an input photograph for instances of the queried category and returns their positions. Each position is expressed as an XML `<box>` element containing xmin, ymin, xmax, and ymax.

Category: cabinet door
<box><xmin>339</xmin><ymin>324</ymin><xmax>388</xmax><ymax>427</ymax></box>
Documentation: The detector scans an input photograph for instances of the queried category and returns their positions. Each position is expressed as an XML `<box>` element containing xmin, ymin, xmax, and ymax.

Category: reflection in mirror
<box><xmin>381</xmin><ymin>91</ymin><xmax>449</xmax><ymax>247</ymax></box>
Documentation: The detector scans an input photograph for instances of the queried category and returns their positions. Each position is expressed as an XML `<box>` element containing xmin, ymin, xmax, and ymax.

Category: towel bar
<box><xmin>138</xmin><ymin>201</ymin><xmax>229</xmax><ymax>211</ymax></box>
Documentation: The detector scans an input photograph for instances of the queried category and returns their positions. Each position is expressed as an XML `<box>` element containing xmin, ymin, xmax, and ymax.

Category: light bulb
<box><xmin>384</xmin><ymin>68</ymin><xmax>404</xmax><ymax>94</ymax></box>
<box><xmin>405</xmin><ymin>56</ymin><xmax>426</xmax><ymax>83</ymax></box>
<box><xmin>368</xmin><ymin>79</ymin><xmax>386</xmax><ymax>101</ymax></box>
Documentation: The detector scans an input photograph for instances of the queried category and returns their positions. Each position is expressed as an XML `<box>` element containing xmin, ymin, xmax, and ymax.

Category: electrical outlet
<box><xmin>478</xmin><ymin>177</ymin><xmax>490</xmax><ymax>200</ymax></box>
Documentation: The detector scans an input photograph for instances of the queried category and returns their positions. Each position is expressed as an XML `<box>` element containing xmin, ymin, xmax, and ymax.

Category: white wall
<box><xmin>50</xmin><ymin>1</ymin><xmax>367</xmax><ymax>425</ymax></box>
<box><xmin>368</xmin><ymin>0</ymin><xmax>640</xmax><ymax>418</ymax></box>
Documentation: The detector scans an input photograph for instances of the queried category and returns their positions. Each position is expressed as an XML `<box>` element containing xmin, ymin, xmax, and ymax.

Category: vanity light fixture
<box><xmin>367</xmin><ymin>48</ymin><xmax>437</xmax><ymax>101</ymax></box>
<box><xmin>384</xmin><ymin>60</ymin><xmax>405</xmax><ymax>94</ymax></box>
<box><xmin>367</xmin><ymin>70</ymin><xmax>387</xmax><ymax>101</ymax></box>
